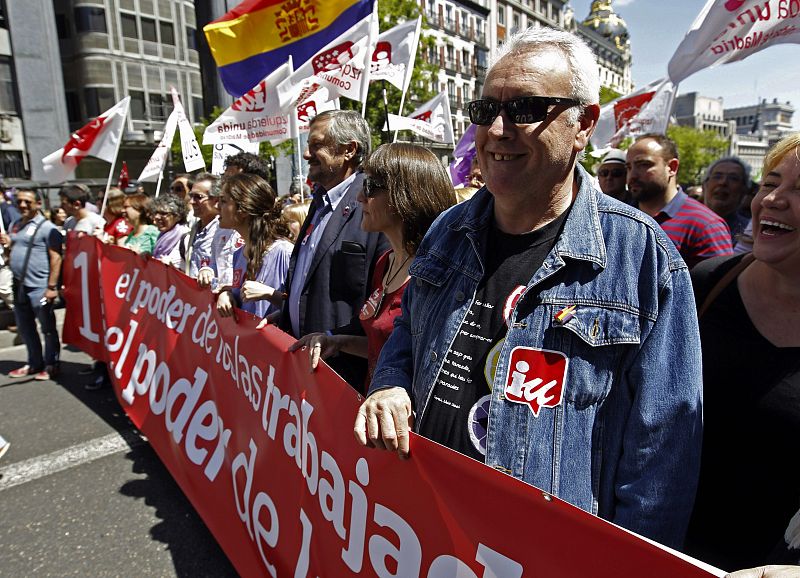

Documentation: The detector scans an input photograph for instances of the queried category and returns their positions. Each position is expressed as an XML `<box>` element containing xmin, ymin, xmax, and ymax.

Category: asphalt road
<box><xmin>0</xmin><ymin>340</ymin><xmax>238</xmax><ymax>577</ymax></box>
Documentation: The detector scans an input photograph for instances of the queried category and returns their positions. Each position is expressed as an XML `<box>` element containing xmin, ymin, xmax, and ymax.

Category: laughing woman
<box><xmin>685</xmin><ymin>133</ymin><xmax>800</xmax><ymax>571</ymax></box>
<box><xmin>215</xmin><ymin>173</ymin><xmax>293</xmax><ymax>319</ymax></box>
<box><xmin>290</xmin><ymin>143</ymin><xmax>456</xmax><ymax>393</ymax></box>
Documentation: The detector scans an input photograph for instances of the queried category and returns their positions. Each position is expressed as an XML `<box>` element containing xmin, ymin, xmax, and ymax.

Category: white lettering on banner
<box><xmin>73</xmin><ymin>251</ymin><xmax>100</xmax><ymax>343</ymax></box>
<box><xmin>77</xmin><ymin>245</ymin><xmax>524</xmax><ymax>576</ymax></box>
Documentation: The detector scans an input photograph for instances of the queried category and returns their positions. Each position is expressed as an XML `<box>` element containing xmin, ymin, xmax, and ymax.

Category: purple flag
<box><xmin>448</xmin><ymin>123</ymin><xmax>477</xmax><ymax>187</ymax></box>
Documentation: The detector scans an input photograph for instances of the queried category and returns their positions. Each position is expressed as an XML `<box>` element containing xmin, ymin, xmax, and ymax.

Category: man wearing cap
<box><xmin>355</xmin><ymin>28</ymin><xmax>702</xmax><ymax>548</ymax></box>
<box><xmin>596</xmin><ymin>149</ymin><xmax>631</xmax><ymax>204</ymax></box>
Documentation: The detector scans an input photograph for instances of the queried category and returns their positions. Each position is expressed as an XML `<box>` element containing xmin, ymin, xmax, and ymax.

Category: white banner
<box><xmin>203</xmin><ymin>62</ymin><xmax>292</xmax><ymax>146</ymax></box>
<box><xmin>668</xmin><ymin>0</ymin><xmax>800</xmax><ymax>84</ymax></box>
<box><xmin>590</xmin><ymin>78</ymin><xmax>676</xmax><ymax>150</ymax></box>
<box><xmin>385</xmin><ymin>90</ymin><xmax>454</xmax><ymax>144</ymax></box>
<box><xmin>295</xmin><ymin>93</ymin><xmax>337</xmax><ymax>134</ymax></box>
<box><xmin>370</xmin><ymin>17</ymin><xmax>420</xmax><ymax>91</ymax></box>
<box><xmin>276</xmin><ymin>16</ymin><xmax>372</xmax><ymax>109</ymax></box>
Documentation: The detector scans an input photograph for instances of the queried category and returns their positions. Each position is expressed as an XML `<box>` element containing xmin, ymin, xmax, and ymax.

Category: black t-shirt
<box><xmin>419</xmin><ymin>211</ymin><xmax>568</xmax><ymax>460</ymax></box>
<box><xmin>684</xmin><ymin>255</ymin><xmax>800</xmax><ymax>571</ymax></box>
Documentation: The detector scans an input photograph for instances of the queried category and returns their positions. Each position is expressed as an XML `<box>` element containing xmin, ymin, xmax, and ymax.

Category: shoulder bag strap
<box><xmin>698</xmin><ymin>253</ymin><xmax>756</xmax><ymax>320</ymax></box>
<box><xmin>18</xmin><ymin>216</ymin><xmax>48</xmax><ymax>284</ymax></box>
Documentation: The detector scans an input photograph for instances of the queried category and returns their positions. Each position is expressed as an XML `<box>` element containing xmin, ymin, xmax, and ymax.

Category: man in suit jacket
<box><xmin>280</xmin><ymin>110</ymin><xmax>389</xmax><ymax>387</ymax></box>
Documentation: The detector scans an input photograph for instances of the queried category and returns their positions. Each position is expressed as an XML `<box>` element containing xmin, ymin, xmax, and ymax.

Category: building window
<box><xmin>55</xmin><ymin>13</ymin><xmax>69</xmax><ymax>39</ymax></box>
<box><xmin>498</xmin><ymin>8</ymin><xmax>505</xmax><ymax>25</ymax></box>
<box><xmin>121</xmin><ymin>13</ymin><xmax>137</xmax><ymax>39</ymax></box>
<box><xmin>512</xmin><ymin>12</ymin><xmax>520</xmax><ymax>31</ymax></box>
<box><xmin>84</xmin><ymin>87</ymin><xmax>115</xmax><ymax>118</ymax></box>
<box><xmin>186</xmin><ymin>27</ymin><xmax>197</xmax><ymax>50</ymax></box>
<box><xmin>141</xmin><ymin>17</ymin><xmax>157</xmax><ymax>43</ymax></box>
<box><xmin>193</xmin><ymin>98</ymin><xmax>204</xmax><ymax>122</ymax></box>
<box><xmin>149</xmin><ymin>93</ymin><xmax>166</xmax><ymax>121</ymax></box>
<box><xmin>75</xmin><ymin>6</ymin><xmax>107</xmax><ymax>33</ymax></box>
<box><xmin>130</xmin><ymin>90</ymin><xmax>146</xmax><ymax>120</ymax></box>
<box><xmin>160</xmin><ymin>22</ymin><xmax>174</xmax><ymax>45</ymax></box>
<box><xmin>0</xmin><ymin>59</ymin><xmax>17</xmax><ymax>114</ymax></box>
<box><xmin>65</xmin><ymin>91</ymin><xmax>81</xmax><ymax>123</ymax></box>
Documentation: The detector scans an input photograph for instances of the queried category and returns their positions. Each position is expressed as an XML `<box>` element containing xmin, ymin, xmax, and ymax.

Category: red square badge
<box><xmin>504</xmin><ymin>347</ymin><xmax>568</xmax><ymax>417</ymax></box>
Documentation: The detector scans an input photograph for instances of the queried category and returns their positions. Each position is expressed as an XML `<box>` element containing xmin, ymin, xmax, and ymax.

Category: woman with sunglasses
<box><xmin>215</xmin><ymin>173</ymin><xmax>293</xmax><ymax>319</ymax></box>
<box><xmin>290</xmin><ymin>143</ymin><xmax>456</xmax><ymax>393</ymax></box>
<box><xmin>151</xmin><ymin>193</ymin><xmax>190</xmax><ymax>269</ymax></box>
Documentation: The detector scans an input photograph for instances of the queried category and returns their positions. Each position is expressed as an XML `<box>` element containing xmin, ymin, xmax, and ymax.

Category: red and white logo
<box><xmin>312</xmin><ymin>42</ymin><xmax>355</xmax><ymax>74</ymax></box>
<box><xmin>504</xmin><ymin>347</ymin><xmax>568</xmax><ymax>417</ymax></box>
<box><xmin>413</xmin><ymin>110</ymin><xmax>432</xmax><ymax>123</ymax></box>
<box><xmin>613</xmin><ymin>91</ymin><xmax>655</xmax><ymax>132</ymax></box>
<box><xmin>297</xmin><ymin>101</ymin><xmax>318</xmax><ymax>123</ymax></box>
<box><xmin>62</xmin><ymin>117</ymin><xmax>107</xmax><ymax>162</ymax></box>
<box><xmin>232</xmin><ymin>269</ymin><xmax>243</xmax><ymax>288</ymax></box>
<box><xmin>231</xmin><ymin>80</ymin><xmax>268</xmax><ymax>113</ymax></box>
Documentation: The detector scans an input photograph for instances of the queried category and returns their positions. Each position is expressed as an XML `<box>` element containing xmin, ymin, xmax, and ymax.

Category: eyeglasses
<box><xmin>363</xmin><ymin>177</ymin><xmax>387</xmax><ymax>198</ymax></box>
<box><xmin>598</xmin><ymin>168</ymin><xmax>626</xmax><ymax>178</ymax></box>
<box><xmin>189</xmin><ymin>193</ymin><xmax>208</xmax><ymax>202</ymax></box>
<box><xmin>467</xmin><ymin>96</ymin><xmax>581</xmax><ymax>126</ymax></box>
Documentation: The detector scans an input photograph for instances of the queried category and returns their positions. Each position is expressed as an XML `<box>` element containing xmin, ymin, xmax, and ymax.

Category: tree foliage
<box><xmin>666</xmin><ymin>125</ymin><xmax>729</xmax><ymax>186</ymax></box>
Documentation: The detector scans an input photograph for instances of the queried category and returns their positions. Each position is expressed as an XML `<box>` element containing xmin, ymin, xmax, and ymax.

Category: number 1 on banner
<box><xmin>73</xmin><ymin>250</ymin><xmax>100</xmax><ymax>343</ymax></box>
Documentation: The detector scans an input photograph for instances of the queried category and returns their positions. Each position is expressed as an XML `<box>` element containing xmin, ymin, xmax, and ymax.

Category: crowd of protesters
<box><xmin>1</xmin><ymin>26</ymin><xmax>798</xmax><ymax>578</ymax></box>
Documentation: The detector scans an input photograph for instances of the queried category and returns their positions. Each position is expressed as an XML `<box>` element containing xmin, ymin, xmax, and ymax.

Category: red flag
<box><xmin>117</xmin><ymin>161</ymin><xmax>129</xmax><ymax>190</ymax></box>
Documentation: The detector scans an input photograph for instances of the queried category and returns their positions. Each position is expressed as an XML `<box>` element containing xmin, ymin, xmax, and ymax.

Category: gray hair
<box><xmin>309</xmin><ymin>110</ymin><xmax>372</xmax><ymax>165</ymax></box>
<box><xmin>703</xmin><ymin>156</ymin><xmax>752</xmax><ymax>184</ymax></box>
<box><xmin>151</xmin><ymin>193</ymin><xmax>189</xmax><ymax>224</ymax></box>
<box><xmin>490</xmin><ymin>27</ymin><xmax>600</xmax><ymax>124</ymax></box>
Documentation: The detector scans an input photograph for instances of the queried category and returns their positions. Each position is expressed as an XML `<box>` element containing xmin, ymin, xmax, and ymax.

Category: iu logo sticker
<box><xmin>504</xmin><ymin>346</ymin><xmax>568</xmax><ymax>417</ymax></box>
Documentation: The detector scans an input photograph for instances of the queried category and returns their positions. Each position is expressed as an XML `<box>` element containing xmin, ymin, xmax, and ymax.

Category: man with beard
<box><xmin>702</xmin><ymin>156</ymin><xmax>752</xmax><ymax>243</ymax></box>
<box><xmin>626</xmin><ymin>134</ymin><xmax>732</xmax><ymax>268</ymax></box>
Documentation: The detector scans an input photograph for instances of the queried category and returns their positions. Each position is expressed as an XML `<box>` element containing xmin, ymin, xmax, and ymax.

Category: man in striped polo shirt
<box><xmin>626</xmin><ymin>134</ymin><xmax>732</xmax><ymax>268</ymax></box>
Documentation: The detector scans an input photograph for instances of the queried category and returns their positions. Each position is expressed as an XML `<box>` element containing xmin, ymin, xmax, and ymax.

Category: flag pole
<box><xmin>393</xmin><ymin>15</ymin><xmax>422</xmax><ymax>143</ymax></box>
<box><xmin>360</xmin><ymin>0</ymin><xmax>379</xmax><ymax>118</ymax></box>
<box><xmin>100</xmin><ymin>97</ymin><xmax>130</xmax><ymax>217</ymax></box>
<box><xmin>154</xmin><ymin>171</ymin><xmax>165</xmax><ymax>198</ymax></box>
<box><xmin>381</xmin><ymin>80</ymin><xmax>392</xmax><ymax>143</ymax></box>
<box><xmin>289</xmin><ymin>105</ymin><xmax>304</xmax><ymax>202</ymax></box>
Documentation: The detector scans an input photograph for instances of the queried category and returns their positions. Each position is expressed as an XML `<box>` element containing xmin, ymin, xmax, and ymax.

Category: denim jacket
<box><xmin>370</xmin><ymin>165</ymin><xmax>703</xmax><ymax>549</ymax></box>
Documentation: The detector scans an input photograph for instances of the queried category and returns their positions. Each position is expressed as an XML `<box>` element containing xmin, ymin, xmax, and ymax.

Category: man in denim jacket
<box><xmin>354</xmin><ymin>27</ymin><xmax>702</xmax><ymax>549</ymax></box>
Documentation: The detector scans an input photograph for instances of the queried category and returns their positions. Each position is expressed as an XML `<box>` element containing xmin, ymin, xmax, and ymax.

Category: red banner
<box><xmin>62</xmin><ymin>235</ymin><xmax>722</xmax><ymax>578</ymax></box>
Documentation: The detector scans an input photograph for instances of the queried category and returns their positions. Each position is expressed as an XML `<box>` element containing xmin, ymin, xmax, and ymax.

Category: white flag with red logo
<box><xmin>295</xmin><ymin>95</ymin><xmax>337</xmax><ymax>134</ymax></box>
<box><xmin>42</xmin><ymin>97</ymin><xmax>130</xmax><ymax>184</ymax></box>
<box><xmin>276</xmin><ymin>16</ymin><xmax>373</xmax><ymax>109</ymax></box>
<box><xmin>210</xmin><ymin>141</ymin><xmax>261</xmax><ymax>176</ymax></box>
<box><xmin>138</xmin><ymin>102</ymin><xmax>180</xmax><ymax>183</ymax></box>
<box><xmin>385</xmin><ymin>90</ymin><xmax>454</xmax><ymax>144</ymax></box>
<box><xmin>668</xmin><ymin>0</ymin><xmax>800</xmax><ymax>84</ymax></box>
<box><xmin>590</xmin><ymin>78</ymin><xmax>676</xmax><ymax>150</ymax></box>
<box><xmin>370</xmin><ymin>17</ymin><xmax>421</xmax><ymax>91</ymax></box>
<box><xmin>203</xmin><ymin>62</ymin><xmax>292</xmax><ymax>146</ymax></box>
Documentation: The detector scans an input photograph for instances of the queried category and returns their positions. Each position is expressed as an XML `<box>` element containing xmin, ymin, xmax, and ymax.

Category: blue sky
<box><xmin>571</xmin><ymin>0</ymin><xmax>800</xmax><ymax>128</ymax></box>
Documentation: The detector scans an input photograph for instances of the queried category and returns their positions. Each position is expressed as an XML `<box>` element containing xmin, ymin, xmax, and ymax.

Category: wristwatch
<box><xmin>47</xmin><ymin>285</ymin><xmax>57</xmax><ymax>290</ymax></box>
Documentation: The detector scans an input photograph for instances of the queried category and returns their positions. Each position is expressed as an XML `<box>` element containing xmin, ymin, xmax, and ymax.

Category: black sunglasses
<box><xmin>363</xmin><ymin>177</ymin><xmax>387</xmax><ymax>198</ymax></box>
<box><xmin>467</xmin><ymin>96</ymin><xmax>581</xmax><ymax>126</ymax></box>
<box><xmin>598</xmin><ymin>168</ymin><xmax>626</xmax><ymax>178</ymax></box>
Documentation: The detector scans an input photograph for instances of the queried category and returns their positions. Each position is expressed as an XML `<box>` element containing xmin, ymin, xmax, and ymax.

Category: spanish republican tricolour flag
<box><xmin>204</xmin><ymin>0</ymin><xmax>376</xmax><ymax>97</ymax></box>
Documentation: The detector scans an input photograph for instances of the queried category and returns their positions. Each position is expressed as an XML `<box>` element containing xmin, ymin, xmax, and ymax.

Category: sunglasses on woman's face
<box><xmin>467</xmin><ymin>96</ymin><xmax>580</xmax><ymax>126</ymax></box>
